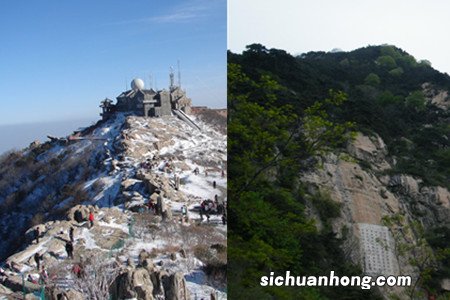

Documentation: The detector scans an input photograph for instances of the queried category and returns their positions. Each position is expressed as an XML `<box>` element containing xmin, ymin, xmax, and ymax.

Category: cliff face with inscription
<box><xmin>302</xmin><ymin>132</ymin><xmax>450</xmax><ymax>296</ymax></box>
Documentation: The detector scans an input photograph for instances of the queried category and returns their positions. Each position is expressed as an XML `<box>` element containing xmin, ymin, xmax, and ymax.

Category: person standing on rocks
<box><xmin>174</xmin><ymin>174</ymin><xmax>180</xmax><ymax>190</ymax></box>
<box><xmin>88</xmin><ymin>211</ymin><xmax>94</xmax><ymax>228</ymax></box>
<box><xmin>222</xmin><ymin>212</ymin><xmax>227</xmax><ymax>225</ymax></box>
<box><xmin>0</xmin><ymin>266</ymin><xmax>7</xmax><ymax>283</ymax></box>
<box><xmin>213</xmin><ymin>181</ymin><xmax>216</xmax><ymax>189</ymax></box>
<box><xmin>27</xmin><ymin>274</ymin><xmax>37</xmax><ymax>284</ymax></box>
<box><xmin>65</xmin><ymin>241</ymin><xmax>74</xmax><ymax>259</ymax></box>
<box><xmin>69</xmin><ymin>227</ymin><xmax>74</xmax><ymax>243</ymax></box>
<box><xmin>156</xmin><ymin>191</ymin><xmax>163</xmax><ymax>216</ymax></box>
<box><xmin>39</xmin><ymin>266</ymin><xmax>48</xmax><ymax>284</ymax></box>
<box><xmin>181</xmin><ymin>205</ymin><xmax>188</xmax><ymax>221</ymax></box>
<box><xmin>34</xmin><ymin>227</ymin><xmax>40</xmax><ymax>244</ymax></box>
<box><xmin>72</xmin><ymin>263</ymin><xmax>82</xmax><ymax>278</ymax></box>
<box><xmin>34</xmin><ymin>252</ymin><xmax>42</xmax><ymax>270</ymax></box>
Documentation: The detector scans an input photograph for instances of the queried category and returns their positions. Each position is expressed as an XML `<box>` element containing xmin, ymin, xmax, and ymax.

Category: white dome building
<box><xmin>100</xmin><ymin>71</ymin><xmax>192</xmax><ymax>120</ymax></box>
<box><xmin>131</xmin><ymin>78</ymin><xmax>145</xmax><ymax>91</ymax></box>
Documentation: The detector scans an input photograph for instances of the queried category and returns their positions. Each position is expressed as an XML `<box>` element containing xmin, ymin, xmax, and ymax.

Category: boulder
<box><xmin>121</xmin><ymin>178</ymin><xmax>144</xmax><ymax>191</ymax></box>
<box><xmin>137</xmin><ymin>171</ymin><xmax>186</xmax><ymax>202</ymax></box>
<box><xmin>441</xmin><ymin>278</ymin><xmax>450</xmax><ymax>291</ymax></box>
<box><xmin>162</xmin><ymin>208</ymin><xmax>173</xmax><ymax>221</ymax></box>
<box><xmin>51</xmin><ymin>289</ymin><xmax>84</xmax><ymax>300</ymax></box>
<box><xmin>170</xmin><ymin>253</ymin><xmax>177</xmax><ymax>261</ymax></box>
<box><xmin>179</xmin><ymin>249</ymin><xmax>187</xmax><ymax>259</ymax></box>
<box><xmin>151</xmin><ymin>270</ymin><xmax>168</xmax><ymax>298</ymax></box>
<box><xmin>3</xmin><ymin>275</ymin><xmax>40</xmax><ymax>293</ymax></box>
<box><xmin>142</xmin><ymin>258</ymin><xmax>156</xmax><ymax>273</ymax></box>
<box><xmin>162</xmin><ymin>272</ymin><xmax>190</xmax><ymax>300</ymax></box>
<box><xmin>24</xmin><ymin>294</ymin><xmax>40</xmax><ymax>300</ymax></box>
<box><xmin>388</xmin><ymin>175</ymin><xmax>421</xmax><ymax>195</ymax></box>
<box><xmin>0</xmin><ymin>284</ymin><xmax>13</xmax><ymax>295</ymax></box>
<box><xmin>114</xmin><ymin>268</ymin><xmax>154</xmax><ymax>300</ymax></box>
<box><xmin>67</xmin><ymin>205</ymin><xmax>91</xmax><ymax>223</ymax></box>
<box><xmin>138</xmin><ymin>250</ymin><xmax>151</xmax><ymax>266</ymax></box>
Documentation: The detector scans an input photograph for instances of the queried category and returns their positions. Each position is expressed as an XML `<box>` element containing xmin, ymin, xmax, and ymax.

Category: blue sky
<box><xmin>0</xmin><ymin>0</ymin><xmax>226</xmax><ymax>126</ymax></box>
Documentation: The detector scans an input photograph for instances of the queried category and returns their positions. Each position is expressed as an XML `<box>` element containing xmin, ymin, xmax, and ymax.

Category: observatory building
<box><xmin>100</xmin><ymin>70</ymin><xmax>192</xmax><ymax>120</ymax></box>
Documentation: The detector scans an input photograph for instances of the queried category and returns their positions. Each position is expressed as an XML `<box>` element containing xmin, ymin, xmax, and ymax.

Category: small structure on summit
<box><xmin>100</xmin><ymin>69</ymin><xmax>192</xmax><ymax>120</ymax></box>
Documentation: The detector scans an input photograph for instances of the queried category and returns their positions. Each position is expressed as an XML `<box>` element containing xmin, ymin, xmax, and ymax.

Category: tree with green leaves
<box><xmin>365</xmin><ymin>73</ymin><xmax>381</xmax><ymax>86</ymax></box>
<box><xmin>376</xmin><ymin>55</ymin><xmax>397</xmax><ymax>69</ymax></box>
<box><xmin>405</xmin><ymin>90</ymin><xmax>426</xmax><ymax>111</ymax></box>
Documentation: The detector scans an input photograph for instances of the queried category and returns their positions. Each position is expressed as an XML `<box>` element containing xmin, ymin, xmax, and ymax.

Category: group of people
<box><xmin>31</xmin><ymin>209</ymin><xmax>95</xmax><ymax>280</ymax></box>
<box><xmin>141</xmin><ymin>155</ymin><xmax>178</xmax><ymax>174</ymax></box>
<box><xmin>199</xmin><ymin>197</ymin><xmax>227</xmax><ymax>224</ymax></box>
<box><xmin>193</xmin><ymin>166</ymin><xmax>226</xmax><ymax>179</ymax></box>
<box><xmin>65</xmin><ymin>210</ymin><xmax>94</xmax><ymax>260</ymax></box>
<box><xmin>26</xmin><ymin>211</ymin><xmax>96</xmax><ymax>286</ymax></box>
<box><xmin>145</xmin><ymin>190</ymin><xmax>163</xmax><ymax>215</ymax></box>
<box><xmin>1</xmin><ymin>262</ymin><xmax>47</xmax><ymax>286</ymax></box>
<box><xmin>141</xmin><ymin>155</ymin><xmax>159</xmax><ymax>171</ymax></box>
<box><xmin>26</xmin><ymin>266</ymin><xmax>48</xmax><ymax>285</ymax></box>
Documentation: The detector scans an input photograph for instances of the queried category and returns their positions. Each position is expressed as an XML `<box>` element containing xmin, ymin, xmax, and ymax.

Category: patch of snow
<box><xmin>81</xmin><ymin>228</ymin><xmax>99</xmax><ymax>250</ymax></box>
<box><xmin>92</xmin><ymin>174</ymin><xmax>122</xmax><ymax>206</ymax></box>
<box><xmin>98</xmin><ymin>220</ymin><xmax>129</xmax><ymax>234</ymax></box>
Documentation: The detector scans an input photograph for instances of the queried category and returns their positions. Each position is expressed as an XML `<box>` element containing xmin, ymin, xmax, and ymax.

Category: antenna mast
<box><xmin>148</xmin><ymin>74</ymin><xmax>153</xmax><ymax>89</ymax></box>
<box><xmin>169</xmin><ymin>66</ymin><xmax>175</xmax><ymax>90</ymax></box>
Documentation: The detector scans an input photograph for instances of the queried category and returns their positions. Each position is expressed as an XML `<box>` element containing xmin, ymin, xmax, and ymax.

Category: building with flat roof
<box><xmin>100</xmin><ymin>70</ymin><xmax>192</xmax><ymax>120</ymax></box>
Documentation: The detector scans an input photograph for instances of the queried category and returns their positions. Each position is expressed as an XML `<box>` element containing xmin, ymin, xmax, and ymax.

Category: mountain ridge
<box><xmin>0</xmin><ymin>110</ymin><xmax>227</xmax><ymax>299</ymax></box>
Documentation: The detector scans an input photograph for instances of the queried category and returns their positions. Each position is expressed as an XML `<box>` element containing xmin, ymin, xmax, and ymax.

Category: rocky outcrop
<box><xmin>346</xmin><ymin>132</ymin><xmax>390</xmax><ymax>170</ymax></box>
<box><xmin>112</xmin><ymin>268</ymin><xmax>189</xmax><ymax>300</ymax></box>
<box><xmin>0</xmin><ymin>284</ymin><xmax>13</xmax><ymax>296</ymax></box>
<box><xmin>66</xmin><ymin>205</ymin><xmax>99</xmax><ymax>223</ymax></box>
<box><xmin>385</xmin><ymin>173</ymin><xmax>450</xmax><ymax>226</ymax></box>
<box><xmin>137</xmin><ymin>171</ymin><xmax>186</xmax><ymax>202</ymax></box>
<box><xmin>422</xmin><ymin>83</ymin><xmax>450</xmax><ymax>110</ymax></box>
<box><xmin>162</xmin><ymin>272</ymin><xmax>190</xmax><ymax>300</ymax></box>
<box><xmin>303</xmin><ymin>132</ymin><xmax>450</xmax><ymax>287</ymax></box>
<box><xmin>2</xmin><ymin>275</ymin><xmax>40</xmax><ymax>294</ymax></box>
<box><xmin>114</xmin><ymin>268</ymin><xmax>155</xmax><ymax>300</ymax></box>
<box><xmin>441</xmin><ymin>278</ymin><xmax>450</xmax><ymax>291</ymax></box>
<box><xmin>50</xmin><ymin>289</ymin><xmax>84</xmax><ymax>300</ymax></box>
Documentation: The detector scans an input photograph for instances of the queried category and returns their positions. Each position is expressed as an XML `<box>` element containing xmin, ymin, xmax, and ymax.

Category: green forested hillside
<box><xmin>228</xmin><ymin>44</ymin><xmax>450</xmax><ymax>299</ymax></box>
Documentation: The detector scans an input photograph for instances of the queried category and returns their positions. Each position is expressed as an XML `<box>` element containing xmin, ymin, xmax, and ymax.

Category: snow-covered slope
<box><xmin>0</xmin><ymin>112</ymin><xmax>227</xmax><ymax>299</ymax></box>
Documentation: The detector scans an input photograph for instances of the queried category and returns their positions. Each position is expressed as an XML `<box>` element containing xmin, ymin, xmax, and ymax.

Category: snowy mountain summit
<box><xmin>0</xmin><ymin>111</ymin><xmax>227</xmax><ymax>299</ymax></box>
